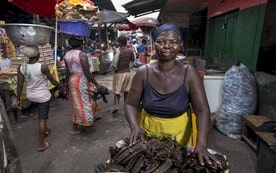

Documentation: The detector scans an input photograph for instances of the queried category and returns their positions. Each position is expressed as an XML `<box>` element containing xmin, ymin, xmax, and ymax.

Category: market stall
<box><xmin>0</xmin><ymin>21</ymin><xmax>60</xmax><ymax>122</ymax></box>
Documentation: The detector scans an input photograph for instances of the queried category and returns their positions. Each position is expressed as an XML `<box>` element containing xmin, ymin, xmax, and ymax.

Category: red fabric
<box><xmin>131</xmin><ymin>17</ymin><xmax>160</xmax><ymax>27</ymax></box>
<box><xmin>116</xmin><ymin>22</ymin><xmax>138</xmax><ymax>31</ymax></box>
<box><xmin>8</xmin><ymin>0</ymin><xmax>94</xmax><ymax>18</ymax></box>
<box><xmin>8</xmin><ymin>0</ymin><xmax>63</xmax><ymax>18</ymax></box>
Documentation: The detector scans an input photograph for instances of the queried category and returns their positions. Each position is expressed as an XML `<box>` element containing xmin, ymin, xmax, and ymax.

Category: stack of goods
<box><xmin>56</xmin><ymin>0</ymin><xmax>99</xmax><ymax>21</ymax></box>
<box><xmin>0</xmin><ymin>21</ymin><xmax>17</xmax><ymax>74</ymax></box>
<box><xmin>57</xmin><ymin>0</ymin><xmax>98</xmax><ymax>37</ymax></box>
<box><xmin>2</xmin><ymin>40</ymin><xmax>17</xmax><ymax>59</ymax></box>
<box><xmin>95</xmin><ymin>137</ymin><xmax>229</xmax><ymax>173</ymax></box>
<box><xmin>11</xmin><ymin>44</ymin><xmax>54</xmax><ymax>69</ymax></box>
<box><xmin>0</xmin><ymin>21</ymin><xmax>16</xmax><ymax>60</ymax></box>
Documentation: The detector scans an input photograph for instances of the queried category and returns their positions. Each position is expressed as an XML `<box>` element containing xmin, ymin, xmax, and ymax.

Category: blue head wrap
<box><xmin>153</xmin><ymin>23</ymin><xmax>183</xmax><ymax>41</ymax></box>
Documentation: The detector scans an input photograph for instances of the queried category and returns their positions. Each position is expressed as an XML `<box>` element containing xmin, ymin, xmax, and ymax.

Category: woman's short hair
<box><xmin>68</xmin><ymin>37</ymin><xmax>84</xmax><ymax>49</ymax></box>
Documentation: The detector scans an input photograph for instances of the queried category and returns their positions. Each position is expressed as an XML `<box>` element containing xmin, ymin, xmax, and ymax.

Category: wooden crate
<box><xmin>241</xmin><ymin>115</ymin><xmax>272</xmax><ymax>152</ymax></box>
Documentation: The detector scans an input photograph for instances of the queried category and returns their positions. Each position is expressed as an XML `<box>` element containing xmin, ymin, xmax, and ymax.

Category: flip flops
<box><xmin>70</xmin><ymin>130</ymin><xmax>81</xmax><ymax>135</ymax></box>
<box><xmin>94</xmin><ymin>116</ymin><xmax>102</xmax><ymax>122</ymax></box>
<box><xmin>70</xmin><ymin>129</ymin><xmax>85</xmax><ymax>135</ymax></box>
<box><xmin>112</xmin><ymin>109</ymin><xmax>118</xmax><ymax>114</ymax></box>
<box><xmin>37</xmin><ymin>142</ymin><xmax>50</xmax><ymax>152</ymax></box>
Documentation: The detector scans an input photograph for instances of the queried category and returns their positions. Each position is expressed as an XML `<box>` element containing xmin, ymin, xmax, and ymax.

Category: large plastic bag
<box><xmin>215</xmin><ymin>64</ymin><xmax>257</xmax><ymax>139</ymax></box>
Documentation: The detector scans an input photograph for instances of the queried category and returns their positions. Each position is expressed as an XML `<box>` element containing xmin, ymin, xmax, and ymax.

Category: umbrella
<box><xmin>8</xmin><ymin>0</ymin><xmax>64</xmax><ymax>18</ymax></box>
<box><xmin>131</xmin><ymin>17</ymin><xmax>160</xmax><ymax>28</ymax></box>
<box><xmin>131</xmin><ymin>17</ymin><xmax>160</xmax><ymax>56</ymax></box>
<box><xmin>8</xmin><ymin>0</ymin><xmax>95</xmax><ymax>18</ymax></box>
<box><xmin>116</xmin><ymin>22</ymin><xmax>138</xmax><ymax>31</ymax></box>
<box><xmin>99</xmin><ymin>9</ymin><xmax>129</xmax><ymax>23</ymax></box>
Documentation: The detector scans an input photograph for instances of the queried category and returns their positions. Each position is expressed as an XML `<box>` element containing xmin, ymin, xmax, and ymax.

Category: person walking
<box><xmin>131</xmin><ymin>39</ymin><xmax>139</xmax><ymax>60</ymax></box>
<box><xmin>137</xmin><ymin>39</ymin><xmax>148</xmax><ymax>64</ymax></box>
<box><xmin>124</xmin><ymin>23</ymin><xmax>220</xmax><ymax>166</ymax></box>
<box><xmin>16</xmin><ymin>45</ymin><xmax>64</xmax><ymax>152</ymax></box>
<box><xmin>112</xmin><ymin>35</ymin><xmax>135</xmax><ymax>114</ymax></box>
<box><xmin>63</xmin><ymin>36</ymin><xmax>107</xmax><ymax>135</ymax></box>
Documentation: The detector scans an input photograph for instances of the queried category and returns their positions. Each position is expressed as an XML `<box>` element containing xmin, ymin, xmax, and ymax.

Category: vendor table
<box><xmin>0</xmin><ymin>81</ymin><xmax>14</xmax><ymax>112</ymax></box>
<box><xmin>0</xmin><ymin>75</ymin><xmax>20</xmax><ymax>122</ymax></box>
<box><xmin>241</xmin><ymin>115</ymin><xmax>272</xmax><ymax>152</ymax></box>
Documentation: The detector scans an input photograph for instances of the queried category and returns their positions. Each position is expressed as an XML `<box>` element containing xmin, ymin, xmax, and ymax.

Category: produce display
<box><xmin>95</xmin><ymin>137</ymin><xmax>229</xmax><ymax>173</ymax></box>
<box><xmin>0</xmin><ymin>44</ymin><xmax>54</xmax><ymax>74</ymax></box>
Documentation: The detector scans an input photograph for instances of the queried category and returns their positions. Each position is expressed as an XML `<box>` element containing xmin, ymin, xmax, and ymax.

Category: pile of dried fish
<box><xmin>95</xmin><ymin>137</ymin><xmax>229</xmax><ymax>173</ymax></box>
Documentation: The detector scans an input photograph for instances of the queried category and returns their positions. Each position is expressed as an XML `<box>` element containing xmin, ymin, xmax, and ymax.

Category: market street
<box><xmin>10</xmin><ymin>71</ymin><xmax>257</xmax><ymax>173</ymax></box>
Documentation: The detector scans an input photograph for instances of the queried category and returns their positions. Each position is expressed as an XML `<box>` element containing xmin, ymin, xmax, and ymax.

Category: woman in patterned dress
<box><xmin>64</xmin><ymin>36</ymin><xmax>107</xmax><ymax>134</ymax></box>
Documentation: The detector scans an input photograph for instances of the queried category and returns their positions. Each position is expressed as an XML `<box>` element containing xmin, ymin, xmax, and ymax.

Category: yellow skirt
<box><xmin>138</xmin><ymin>109</ymin><xmax>196</xmax><ymax>147</ymax></box>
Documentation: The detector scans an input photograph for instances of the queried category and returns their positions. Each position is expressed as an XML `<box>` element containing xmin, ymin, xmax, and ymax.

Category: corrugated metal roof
<box><xmin>123</xmin><ymin>0</ymin><xmax>167</xmax><ymax>17</ymax></box>
<box><xmin>123</xmin><ymin>0</ymin><xmax>207</xmax><ymax>27</ymax></box>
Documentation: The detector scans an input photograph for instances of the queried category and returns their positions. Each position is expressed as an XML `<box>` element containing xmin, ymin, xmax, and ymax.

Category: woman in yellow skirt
<box><xmin>125</xmin><ymin>23</ymin><xmax>218</xmax><ymax>166</ymax></box>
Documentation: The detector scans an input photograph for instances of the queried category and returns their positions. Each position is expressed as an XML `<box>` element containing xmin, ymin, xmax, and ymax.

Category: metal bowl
<box><xmin>1</xmin><ymin>23</ymin><xmax>54</xmax><ymax>46</ymax></box>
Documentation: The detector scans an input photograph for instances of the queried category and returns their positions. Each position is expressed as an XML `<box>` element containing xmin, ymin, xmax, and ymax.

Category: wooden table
<box><xmin>241</xmin><ymin>115</ymin><xmax>272</xmax><ymax>152</ymax></box>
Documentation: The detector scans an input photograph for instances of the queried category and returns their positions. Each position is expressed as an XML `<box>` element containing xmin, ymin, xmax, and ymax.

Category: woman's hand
<box><xmin>16</xmin><ymin>100</ymin><xmax>22</xmax><ymax>109</ymax></box>
<box><xmin>97</xmin><ymin>85</ymin><xmax>108</xmax><ymax>95</ymax></box>
<box><xmin>60</xmin><ymin>85</ymin><xmax>68</xmax><ymax>100</ymax></box>
<box><xmin>129</xmin><ymin>125</ymin><xmax>144</xmax><ymax>146</ymax></box>
<box><xmin>194</xmin><ymin>144</ymin><xmax>221</xmax><ymax>168</ymax></box>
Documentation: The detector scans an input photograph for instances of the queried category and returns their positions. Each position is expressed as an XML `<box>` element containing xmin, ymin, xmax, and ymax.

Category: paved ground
<box><xmin>10</xmin><ymin>71</ymin><xmax>257</xmax><ymax>173</ymax></box>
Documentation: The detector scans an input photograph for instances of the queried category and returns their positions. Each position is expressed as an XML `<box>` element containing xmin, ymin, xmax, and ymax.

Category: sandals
<box><xmin>112</xmin><ymin>109</ymin><xmax>119</xmax><ymax>114</ymax></box>
<box><xmin>70</xmin><ymin>130</ymin><xmax>81</xmax><ymax>135</ymax></box>
<box><xmin>70</xmin><ymin>129</ymin><xmax>85</xmax><ymax>135</ymax></box>
<box><xmin>37</xmin><ymin>142</ymin><xmax>50</xmax><ymax>152</ymax></box>
<box><xmin>94</xmin><ymin>116</ymin><xmax>102</xmax><ymax>122</ymax></box>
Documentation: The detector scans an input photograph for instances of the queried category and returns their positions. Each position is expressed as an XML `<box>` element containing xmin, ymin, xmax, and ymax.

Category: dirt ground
<box><xmin>10</xmin><ymin>72</ymin><xmax>257</xmax><ymax>173</ymax></box>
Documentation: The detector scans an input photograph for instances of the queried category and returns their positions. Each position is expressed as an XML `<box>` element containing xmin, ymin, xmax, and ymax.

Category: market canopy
<box><xmin>123</xmin><ymin>0</ymin><xmax>166</xmax><ymax>17</ymax></box>
<box><xmin>99</xmin><ymin>9</ymin><xmax>129</xmax><ymax>23</ymax></box>
<box><xmin>116</xmin><ymin>22</ymin><xmax>138</xmax><ymax>31</ymax></box>
<box><xmin>123</xmin><ymin>0</ymin><xmax>208</xmax><ymax>27</ymax></box>
<box><xmin>131</xmin><ymin>17</ymin><xmax>160</xmax><ymax>28</ymax></box>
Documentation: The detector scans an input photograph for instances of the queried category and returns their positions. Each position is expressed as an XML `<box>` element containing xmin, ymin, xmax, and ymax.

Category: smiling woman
<box><xmin>124</xmin><ymin>23</ymin><xmax>218</xmax><ymax>168</ymax></box>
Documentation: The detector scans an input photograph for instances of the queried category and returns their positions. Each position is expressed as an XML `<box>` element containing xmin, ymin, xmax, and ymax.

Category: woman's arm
<box><xmin>79</xmin><ymin>52</ymin><xmax>99</xmax><ymax>87</ymax></box>
<box><xmin>124</xmin><ymin>66</ymin><xmax>146</xmax><ymax>144</ymax></box>
<box><xmin>64</xmin><ymin>60</ymin><xmax>70</xmax><ymax>88</ymax></box>
<box><xmin>41</xmin><ymin>64</ymin><xmax>63</xmax><ymax>89</ymax></box>
<box><xmin>16</xmin><ymin>65</ymin><xmax>25</xmax><ymax>108</ymax></box>
<box><xmin>186</xmin><ymin>64</ymin><xmax>212</xmax><ymax>164</ymax></box>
